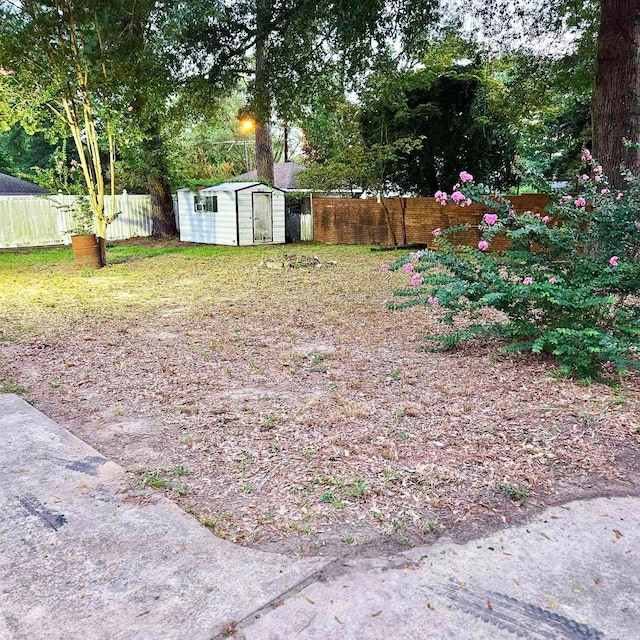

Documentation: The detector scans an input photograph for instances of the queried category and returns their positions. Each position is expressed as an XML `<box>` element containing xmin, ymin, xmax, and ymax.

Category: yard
<box><xmin>1</xmin><ymin>240</ymin><xmax>639</xmax><ymax>555</ymax></box>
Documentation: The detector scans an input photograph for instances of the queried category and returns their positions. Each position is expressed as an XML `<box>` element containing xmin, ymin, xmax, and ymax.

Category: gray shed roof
<box><xmin>0</xmin><ymin>172</ymin><xmax>49</xmax><ymax>196</ymax></box>
<box><xmin>232</xmin><ymin>162</ymin><xmax>305</xmax><ymax>190</ymax></box>
<box><xmin>200</xmin><ymin>181</ymin><xmax>260</xmax><ymax>192</ymax></box>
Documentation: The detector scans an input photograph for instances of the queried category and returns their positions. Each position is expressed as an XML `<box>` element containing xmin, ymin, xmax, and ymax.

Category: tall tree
<box><xmin>170</xmin><ymin>0</ymin><xmax>440</xmax><ymax>183</ymax></box>
<box><xmin>592</xmin><ymin>0</ymin><xmax>640</xmax><ymax>186</ymax></box>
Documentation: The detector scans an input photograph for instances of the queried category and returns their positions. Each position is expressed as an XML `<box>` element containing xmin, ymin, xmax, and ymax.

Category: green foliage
<box><xmin>389</xmin><ymin>155</ymin><xmax>640</xmax><ymax>382</ymax></box>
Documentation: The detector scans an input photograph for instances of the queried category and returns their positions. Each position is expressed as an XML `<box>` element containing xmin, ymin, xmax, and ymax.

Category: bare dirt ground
<box><xmin>1</xmin><ymin>239</ymin><xmax>639</xmax><ymax>556</ymax></box>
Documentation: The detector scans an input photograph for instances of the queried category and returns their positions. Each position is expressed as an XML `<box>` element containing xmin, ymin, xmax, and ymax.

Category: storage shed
<box><xmin>177</xmin><ymin>182</ymin><xmax>285</xmax><ymax>246</ymax></box>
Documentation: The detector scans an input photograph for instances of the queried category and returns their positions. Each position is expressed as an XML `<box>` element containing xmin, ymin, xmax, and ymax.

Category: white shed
<box><xmin>177</xmin><ymin>182</ymin><xmax>285</xmax><ymax>246</ymax></box>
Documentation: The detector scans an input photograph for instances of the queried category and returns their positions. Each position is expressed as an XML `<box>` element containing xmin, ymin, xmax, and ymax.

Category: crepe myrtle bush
<box><xmin>384</xmin><ymin>152</ymin><xmax>640</xmax><ymax>382</ymax></box>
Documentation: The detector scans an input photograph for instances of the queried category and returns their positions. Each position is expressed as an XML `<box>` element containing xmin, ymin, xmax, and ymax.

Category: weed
<box><xmin>50</xmin><ymin>380</ymin><xmax>62</xmax><ymax>389</ymax></box>
<box><xmin>242</xmin><ymin>483</ymin><xmax>256</xmax><ymax>494</ymax></box>
<box><xmin>167</xmin><ymin>464</ymin><xmax>187</xmax><ymax>476</ymax></box>
<box><xmin>236</xmin><ymin>452</ymin><xmax>254</xmax><ymax>473</ymax></box>
<box><xmin>342</xmin><ymin>536</ymin><xmax>355</xmax><ymax>545</ymax></box>
<box><xmin>260</xmin><ymin>413</ymin><xmax>279</xmax><ymax>429</ymax></box>
<box><xmin>138</xmin><ymin>472</ymin><xmax>167</xmax><ymax>489</ymax></box>
<box><xmin>497</xmin><ymin>484</ymin><xmax>531</xmax><ymax>504</ymax></box>
<box><xmin>345</xmin><ymin>477</ymin><xmax>368</xmax><ymax>500</ymax></box>
<box><xmin>270</xmin><ymin>441</ymin><xmax>282</xmax><ymax>454</ymax></box>
<box><xmin>175</xmin><ymin>483</ymin><xmax>188</xmax><ymax>496</ymax></box>
<box><xmin>248</xmin><ymin>357</ymin><xmax>259</xmax><ymax>373</ymax></box>
<box><xmin>320</xmin><ymin>491</ymin><xmax>343</xmax><ymax>508</ymax></box>
<box><xmin>390</xmin><ymin>368</ymin><xmax>401</xmax><ymax>381</ymax></box>
<box><xmin>201</xmin><ymin>512</ymin><xmax>233</xmax><ymax>536</ymax></box>
<box><xmin>1</xmin><ymin>379</ymin><xmax>28</xmax><ymax>394</ymax></box>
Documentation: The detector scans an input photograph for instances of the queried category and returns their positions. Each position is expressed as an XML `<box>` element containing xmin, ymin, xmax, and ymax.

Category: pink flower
<box><xmin>70</xmin><ymin>159</ymin><xmax>77</xmax><ymax>165</ymax></box>
<box><xmin>432</xmin><ymin>227</ymin><xmax>442</xmax><ymax>237</ymax></box>
<box><xmin>401</xmin><ymin>263</ymin><xmax>414</xmax><ymax>273</ymax></box>
<box><xmin>542</xmin><ymin>216</ymin><xmax>550</xmax><ymax>223</ymax></box>
<box><xmin>561</xmin><ymin>195</ymin><xmax>572</xmax><ymax>201</ymax></box>
<box><xmin>581</xmin><ymin>149</ymin><xmax>592</xmax><ymax>162</ymax></box>
<box><xmin>594</xmin><ymin>175</ymin><xmax>601</xmax><ymax>182</ymax></box>
<box><xmin>534</xmin><ymin>212</ymin><xmax>540</xmax><ymax>218</ymax></box>
<box><xmin>477</xmin><ymin>240</ymin><xmax>489</xmax><ymax>251</ymax></box>
<box><xmin>70</xmin><ymin>166</ymin><xmax>76</xmax><ymax>172</ymax></box>
<box><xmin>410</xmin><ymin>274</ymin><xmax>424</xmax><ymax>286</ymax></box>
<box><xmin>523</xmin><ymin>277</ymin><xmax>533</xmax><ymax>285</ymax></box>
<box><xmin>581</xmin><ymin>174</ymin><xmax>590</xmax><ymax>182</ymax></box>
<box><xmin>594</xmin><ymin>165</ymin><xmax>603</xmax><ymax>174</ymax></box>
<box><xmin>127</xmin><ymin>105</ymin><xmax>134</xmax><ymax>112</ymax></box>
<box><xmin>451</xmin><ymin>191</ymin><xmax>466</xmax><ymax>204</ymax></box>
<box><xmin>0</xmin><ymin>67</ymin><xmax>15</xmax><ymax>76</ymax></box>
<box><xmin>465</xmin><ymin>198</ymin><xmax>472</xmax><ymax>207</ymax></box>
<box><xmin>549</xmin><ymin>277</ymin><xmax>557</xmax><ymax>284</ymax></box>
<box><xmin>601</xmin><ymin>189</ymin><xmax>609</xmax><ymax>195</ymax></box>
<box><xmin>574</xmin><ymin>197</ymin><xmax>586</xmax><ymax>207</ymax></box>
<box><xmin>459</xmin><ymin>171</ymin><xmax>473</xmax><ymax>183</ymax></box>
<box><xmin>381</xmin><ymin>264</ymin><xmax>390</xmax><ymax>271</ymax></box>
<box><xmin>57</xmin><ymin>160</ymin><xmax>63</xmax><ymax>169</ymax></box>
<box><xmin>483</xmin><ymin>213</ymin><xmax>498</xmax><ymax>226</ymax></box>
<box><xmin>617</xmin><ymin>193</ymin><xmax>623</xmax><ymax>201</ymax></box>
<box><xmin>609</xmin><ymin>256</ymin><xmax>619</xmax><ymax>267</ymax></box>
<box><xmin>348</xmin><ymin>144</ymin><xmax>353</xmax><ymax>148</ymax></box>
<box><xmin>508</xmin><ymin>209</ymin><xmax>516</xmax><ymax>217</ymax></box>
<box><xmin>434</xmin><ymin>190</ymin><xmax>448</xmax><ymax>205</ymax></box>
<box><xmin>427</xmin><ymin>296</ymin><xmax>439</xmax><ymax>305</ymax></box>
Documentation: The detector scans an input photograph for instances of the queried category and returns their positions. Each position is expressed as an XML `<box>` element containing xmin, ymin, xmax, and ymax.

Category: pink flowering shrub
<box><xmin>389</xmin><ymin>157</ymin><xmax>640</xmax><ymax>381</ymax></box>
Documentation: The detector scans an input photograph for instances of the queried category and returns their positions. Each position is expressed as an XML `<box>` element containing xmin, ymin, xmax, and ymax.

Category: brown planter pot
<box><xmin>71</xmin><ymin>234</ymin><xmax>104</xmax><ymax>268</ymax></box>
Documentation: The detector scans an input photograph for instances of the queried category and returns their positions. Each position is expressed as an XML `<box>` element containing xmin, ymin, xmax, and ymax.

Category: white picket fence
<box><xmin>0</xmin><ymin>193</ymin><xmax>160</xmax><ymax>249</ymax></box>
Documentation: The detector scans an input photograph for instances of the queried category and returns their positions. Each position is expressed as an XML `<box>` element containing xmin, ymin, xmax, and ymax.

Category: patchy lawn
<box><xmin>1</xmin><ymin>239</ymin><xmax>639</xmax><ymax>555</ymax></box>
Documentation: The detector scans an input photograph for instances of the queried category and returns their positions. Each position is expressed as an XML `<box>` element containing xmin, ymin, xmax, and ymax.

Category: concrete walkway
<box><xmin>1</xmin><ymin>395</ymin><xmax>638</xmax><ymax>640</ymax></box>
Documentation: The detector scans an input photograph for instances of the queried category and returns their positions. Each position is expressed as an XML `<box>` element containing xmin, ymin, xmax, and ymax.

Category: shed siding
<box><xmin>179</xmin><ymin>190</ymin><xmax>238</xmax><ymax>245</ymax></box>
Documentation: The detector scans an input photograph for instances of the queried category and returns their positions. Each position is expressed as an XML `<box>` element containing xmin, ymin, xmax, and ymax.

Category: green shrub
<box><xmin>387</xmin><ymin>152</ymin><xmax>640</xmax><ymax>382</ymax></box>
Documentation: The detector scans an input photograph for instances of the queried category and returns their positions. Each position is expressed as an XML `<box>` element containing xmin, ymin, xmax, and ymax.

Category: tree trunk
<box><xmin>592</xmin><ymin>0</ymin><xmax>640</xmax><ymax>187</ymax></box>
<box><xmin>254</xmin><ymin>0</ymin><xmax>274</xmax><ymax>185</ymax></box>
<box><xmin>149</xmin><ymin>175</ymin><xmax>177</xmax><ymax>236</ymax></box>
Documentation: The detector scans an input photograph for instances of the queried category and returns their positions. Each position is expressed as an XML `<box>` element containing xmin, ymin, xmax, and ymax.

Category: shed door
<box><xmin>253</xmin><ymin>192</ymin><xmax>273</xmax><ymax>243</ymax></box>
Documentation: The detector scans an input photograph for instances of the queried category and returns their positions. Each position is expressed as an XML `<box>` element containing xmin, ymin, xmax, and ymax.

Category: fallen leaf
<box><xmin>513</xmin><ymin>579</ymin><xmax>520</xmax><ymax>586</ymax></box>
<box><xmin>371</xmin><ymin>611</ymin><xmax>382</xmax><ymax>617</ymax></box>
<box><xmin>549</xmin><ymin>601</ymin><xmax>558</xmax><ymax>608</ymax></box>
<box><xmin>427</xmin><ymin>603</ymin><xmax>436</xmax><ymax>611</ymax></box>
<box><xmin>136</xmin><ymin>610</ymin><xmax>150</xmax><ymax>618</ymax></box>
<box><xmin>613</xmin><ymin>529</ymin><xmax>623</xmax><ymax>539</ymax></box>
<box><xmin>459</xmin><ymin>582</ymin><xmax>466</xmax><ymax>590</ymax></box>
<box><xmin>274</xmin><ymin>600</ymin><xmax>285</xmax><ymax>608</ymax></box>
<box><xmin>304</xmin><ymin>597</ymin><xmax>315</xmax><ymax>605</ymax></box>
<box><xmin>334</xmin><ymin>616</ymin><xmax>343</xmax><ymax>624</ymax></box>
<box><xmin>540</xmin><ymin>532</ymin><xmax>551</xmax><ymax>540</ymax></box>
<box><xmin>487</xmin><ymin>601</ymin><xmax>493</xmax><ymax>610</ymax></box>
<box><xmin>594</xmin><ymin>579</ymin><xmax>601</xmax><ymax>585</ymax></box>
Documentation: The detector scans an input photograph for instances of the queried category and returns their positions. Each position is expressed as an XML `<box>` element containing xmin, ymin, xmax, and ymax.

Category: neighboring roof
<box><xmin>232</xmin><ymin>162</ymin><xmax>305</xmax><ymax>190</ymax></box>
<box><xmin>0</xmin><ymin>172</ymin><xmax>49</xmax><ymax>196</ymax></box>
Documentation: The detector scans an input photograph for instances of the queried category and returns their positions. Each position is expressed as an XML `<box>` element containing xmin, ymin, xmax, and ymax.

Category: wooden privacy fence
<box><xmin>312</xmin><ymin>195</ymin><xmax>551</xmax><ymax>248</ymax></box>
<box><xmin>0</xmin><ymin>193</ymin><xmax>158</xmax><ymax>249</ymax></box>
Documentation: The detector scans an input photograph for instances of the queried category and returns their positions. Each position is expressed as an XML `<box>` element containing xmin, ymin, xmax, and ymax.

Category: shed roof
<box><xmin>232</xmin><ymin>162</ymin><xmax>305</xmax><ymax>190</ymax></box>
<box><xmin>0</xmin><ymin>172</ymin><xmax>49</xmax><ymax>196</ymax></box>
<box><xmin>200</xmin><ymin>181</ymin><xmax>261</xmax><ymax>192</ymax></box>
